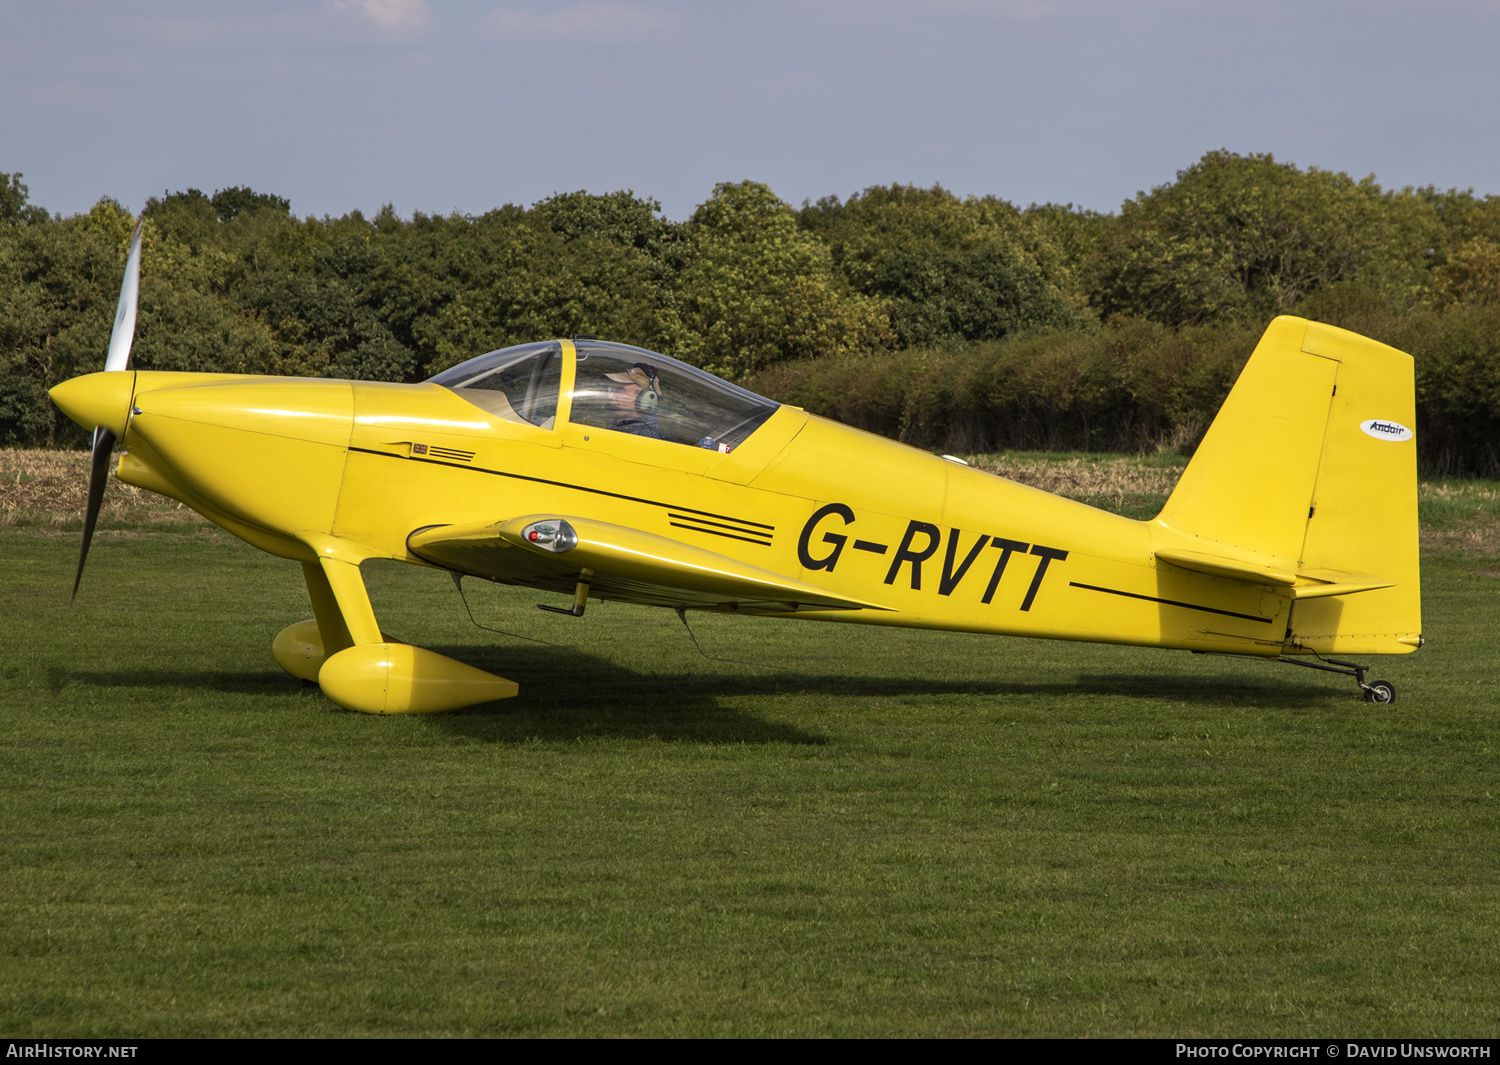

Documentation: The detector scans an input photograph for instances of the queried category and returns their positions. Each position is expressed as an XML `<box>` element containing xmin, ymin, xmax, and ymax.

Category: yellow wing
<box><xmin>407</xmin><ymin>514</ymin><xmax>888</xmax><ymax>614</ymax></box>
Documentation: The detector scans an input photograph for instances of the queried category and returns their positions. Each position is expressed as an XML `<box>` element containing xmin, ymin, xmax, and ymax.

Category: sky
<box><xmin>2</xmin><ymin>0</ymin><xmax>1497</xmax><ymax>222</ymax></box>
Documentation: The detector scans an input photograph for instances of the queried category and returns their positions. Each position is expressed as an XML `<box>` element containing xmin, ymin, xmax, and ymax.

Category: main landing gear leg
<box><xmin>274</xmin><ymin>557</ymin><xmax>518</xmax><ymax>713</ymax></box>
<box><xmin>1279</xmin><ymin>656</ymin><xmax>1396</xmax><ymax>704</ymax></box>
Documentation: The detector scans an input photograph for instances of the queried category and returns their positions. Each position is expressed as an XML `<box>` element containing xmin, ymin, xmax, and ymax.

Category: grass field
<box><xmin>1</xmin><ymin>450</ymin><xmax>1497</xmax><ymax>1037</ymax></box>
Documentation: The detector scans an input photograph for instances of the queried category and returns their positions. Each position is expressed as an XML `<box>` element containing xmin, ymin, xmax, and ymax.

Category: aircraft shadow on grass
<box><xmin>1070</xmin><ymin>671</ymin><xmax>1343</xmax><ymax>705</ymax></box>
<box><xmin>69</xmin><ymin>642</ymin><xmax>1346</xmax><ymax>746</ymax></box>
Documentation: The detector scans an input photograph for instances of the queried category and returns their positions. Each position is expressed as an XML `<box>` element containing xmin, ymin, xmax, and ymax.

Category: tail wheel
<box><xmin>1363</xmin><ymin>680</ymin><xmax>1396</xmax><ymax>704</ymax></box>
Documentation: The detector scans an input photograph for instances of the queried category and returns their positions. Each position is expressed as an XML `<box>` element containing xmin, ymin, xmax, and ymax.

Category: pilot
<box><xmin>604</xmin><ymin>363</ymin><xmax>667</xmax><ymax>440</ymax></box>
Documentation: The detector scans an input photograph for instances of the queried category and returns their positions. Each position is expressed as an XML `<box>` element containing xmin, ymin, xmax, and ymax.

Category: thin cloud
<box><xmin>486</xmin><ymin>3</ymin><xmax>682</xmax><ymax>42</ymax></box>
<box><xmin>334</xmin><ymin>0</ymin><xmax>433</xmax><ymax>36</ymax></box>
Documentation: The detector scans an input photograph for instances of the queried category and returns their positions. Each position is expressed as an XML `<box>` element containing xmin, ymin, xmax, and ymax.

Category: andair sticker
<box><xmin>1360</xmin><ymin>419</ymin><xmax>1413</xmax><ymax>442</ymax></box>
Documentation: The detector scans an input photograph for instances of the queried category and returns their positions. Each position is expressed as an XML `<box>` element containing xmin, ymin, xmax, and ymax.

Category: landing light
<box><xmin>522</xmin><ymin>520</ymin><xmax>577</xmax><ymax>553</ymax></box>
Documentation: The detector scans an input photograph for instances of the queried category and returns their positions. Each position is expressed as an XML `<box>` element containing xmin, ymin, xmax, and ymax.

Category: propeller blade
<box><xmin>104</xmin><ymin>219</ymin><xmax>143</xmax><ymax>373</ymax></box>
<box><xmin>72</xmin><ymin>426</ymin><xmax>117</xmax><ymax>600</ymax></box>
<box><xmin>73</xmin><ymin>218</ymin><xmax>141</xmax><ymax>599</ymax></box>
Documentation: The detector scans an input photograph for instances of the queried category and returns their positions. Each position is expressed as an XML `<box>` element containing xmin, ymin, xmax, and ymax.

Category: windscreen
<box><xmin>427</xmin><ymin>341</ymin><xmax>562</xmax><ymax>428</ymax></box>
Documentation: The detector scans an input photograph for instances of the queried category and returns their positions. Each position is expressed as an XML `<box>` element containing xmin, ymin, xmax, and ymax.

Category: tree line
<box><xmin>3</xmin><ymin>151</ymin><xmax>1498</xmax><ymax>473</ymax></box>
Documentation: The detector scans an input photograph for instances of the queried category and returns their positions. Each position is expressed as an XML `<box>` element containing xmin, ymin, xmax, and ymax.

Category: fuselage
<box><xmin>73</xmin><ymin>340</ymin><xmax>1294</xmax><ymax>659</ymax></box>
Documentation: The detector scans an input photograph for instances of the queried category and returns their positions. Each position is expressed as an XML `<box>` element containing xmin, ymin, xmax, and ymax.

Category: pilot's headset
<box><xmin>633</xmin><ymin>364</ymin><xmax>660</xmax><ymax>414</ymax></box>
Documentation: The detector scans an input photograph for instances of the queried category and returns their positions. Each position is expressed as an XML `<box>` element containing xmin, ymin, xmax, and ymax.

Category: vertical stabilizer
<box><xmin>1159</xmin><ymin>317</ymin><xmax>1337</xmax><ymax>567</ymax></box>
<box><xmin>1155</xmin><ymin>316</ymin><xmax>1421</xmax><ymax>655</ymax></box>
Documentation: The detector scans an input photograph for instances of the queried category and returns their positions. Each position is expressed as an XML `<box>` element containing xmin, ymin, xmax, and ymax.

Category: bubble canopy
<box><xmin>428</xmin><ymin>340</ymin><xmax>780</xmax><ymax>451</ymax></box>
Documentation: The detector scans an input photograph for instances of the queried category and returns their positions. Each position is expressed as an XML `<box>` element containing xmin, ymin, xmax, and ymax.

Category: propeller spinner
<box><xmin>70</xmin><ymin>218</ymin><xmax>143</xmax><ymax>600</ymax></box>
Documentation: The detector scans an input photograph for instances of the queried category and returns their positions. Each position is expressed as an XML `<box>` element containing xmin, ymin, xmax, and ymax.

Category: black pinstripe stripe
<box><xmin>351</xmin><ymin>446</ymin><xmax>776</xmax><ymax>533</ymax></box>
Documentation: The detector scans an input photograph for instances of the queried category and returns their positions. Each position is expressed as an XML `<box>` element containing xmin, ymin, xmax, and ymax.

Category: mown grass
<box><xmin>1</xmin><ymin>452</ymin><xmax>1497</xmax><ymax>1036</ymax></box>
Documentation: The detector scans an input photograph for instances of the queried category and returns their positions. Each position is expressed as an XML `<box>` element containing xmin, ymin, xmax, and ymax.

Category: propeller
<box><xmin>72</xmin><ymin>218</ymin><xmax>143</xmax><ymax>601</ymax></box>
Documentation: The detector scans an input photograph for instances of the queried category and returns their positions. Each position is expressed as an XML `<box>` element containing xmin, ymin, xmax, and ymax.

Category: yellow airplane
<box><xmin>50</xmin><ymin>224</ymin><xmax>1421</xmax><ymax>714</ymax></box>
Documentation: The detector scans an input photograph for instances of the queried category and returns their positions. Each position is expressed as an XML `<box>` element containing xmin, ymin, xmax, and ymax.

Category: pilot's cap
<box><xmin>603</xmin><ymin>364</ymin><xmax>659</xmax><ymax>391</ymax></box>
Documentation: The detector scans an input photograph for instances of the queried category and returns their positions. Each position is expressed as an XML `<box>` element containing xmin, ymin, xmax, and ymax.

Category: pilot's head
<box><xmin>604</xmin><ymin>364</ymin><xmax>660</xmax><ymax>416</ymax></box>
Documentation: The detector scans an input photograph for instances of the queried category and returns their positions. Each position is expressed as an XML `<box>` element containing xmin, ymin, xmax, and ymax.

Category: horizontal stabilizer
<box><xmin>409</xmin><ymin>515</ymin><xmax>886</xmax><ymax>613</ymax></box>
<box><xmin>1287</xmin><ymin>569</ymin><xmax>1395</xmax><ymax>600</ymax></box>
<box><xmin>1155</xmin><ymin>549</ymin><xmax>1393</xmax><ymax>600</ymax></box>
<box><xmin>1155</xmin><ymin>548</ymin><xmax>1298</xmax><ymax>586</ymax></box>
